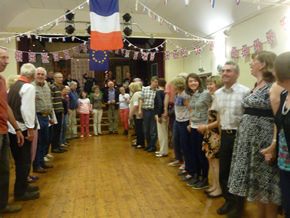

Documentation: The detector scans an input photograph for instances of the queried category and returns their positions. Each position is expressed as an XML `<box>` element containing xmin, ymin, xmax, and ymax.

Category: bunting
<box><xmin>53</xmin><ymin>52</ymin><xmax>59</xmax><ymax>62</ymax></box>
<box><xmin>253</xmin><ymin>39</ymin><xmax>261</xmax><ymax>52</ymax></box>
<box><xmin>73</xmin><ymin>47</ymin><xmax>79</xmax><ymax>56</ymax></box>
<box><xmin>150</xmin><ymin>52</ymin><xmax>155</xmax><ymax>61</ymax></box>
<box><xmin>133</xmin><ymin>51</ymin><xmax>139</xmax><ymax>60</ymax></box>
<box><xmin>28</xmin><ymin>52</ymin><xmax>36</xmax><ymax>63</ymax></box>
<box><xmin>41</xmin><ymin>53</ymin><xmax>49</xmax><ymax>63</ymax></box>
<box><xmin>231</xmin><ymin>47</ymin><xmax>237</xmax><ymax>58</ymax></box>
<box><xmin>173</xmin><ymin>50</ymin><xmax>179</xmax><ymax>59</ymax></box>
<box><xmin>15</xmin><ymin>51</ymin><xmax>23</xmax><ymax>62</ymax></box>
<box><xmin>164</xmin><ymin>51</ymin><xmax>170</xmax><ymax>60</ymax></box>
<box><xmin>63</xmin><ymin>50</ymin><xmax>70</xmax><ymax>60</ymax></box>
<box><xmin>241</xmin><ymin>44</ymin><xmax>248</xmax><ymax>57</ymax></box>
<box><xmin>266</xmin><ymin>29</ymin><xmax>275</xmax><ymax>44</ymax></box>
<box><xmin>181</xmin><ymin>48</ymin><xmax>187</xmax><ymax>58</ymax></box>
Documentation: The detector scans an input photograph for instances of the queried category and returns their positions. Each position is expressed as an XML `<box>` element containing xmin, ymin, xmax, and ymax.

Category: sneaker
<box><xmin>187</xmin><ymin>175</ymin><xmax>199</xmax><ymax>186</ymax></box>
<box><xmin>167</xmin><ymin>160</ymin><xmax>184</xmax><ymax>167</ymax></box>
<box><xmin>80</xmin><ymin>135</ymin><xmax>84</xmax><ymax>138</ymax></box>
<box><xmin>192</xmin><ymin>179</ymin><xmax>209</xmax><ymax>190</ymax></box>
<box><xmin>123</xmin><ymin>130</ymin><xmax>128</xmax><ymax>135</ymax></box>
<box><xmin>44</xmin><ymin>157</ymin><xmax>50</xmax><ymax>162</ymax></box>
<box><xmin>156</xmin><ymin>154</ymin><xmax>168</xmax><ymax>157</ymax></box>
<box><xmin>86</xmin><ymin>134</ymin><xmax>92</xmax><ymax>137</ymax></box>
<box><xmin>14</xmin><ymin>192</ymin><xmax>40</xmax><ymax>201</ymax></box>
<box><xmin>60</xmin><ymin>144</ymin><xmax>68</xmax><ymax>148</ymax></box>
<box><xmin>0</xmin><ymin>204</ymin><xmax>22</xmax><ymax>214</ymax></box>
<box><xmin>46</xmin><ymin>154</ymin><xmax>54</xmax><ymax>159</ymax></box>
<box><xmin>179</xmin><ymin>164</ymin><xmax>185</xmax><ymax>170</ymax></box>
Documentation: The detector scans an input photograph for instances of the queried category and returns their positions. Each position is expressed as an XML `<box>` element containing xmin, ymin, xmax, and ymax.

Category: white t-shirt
<box><xmin>119</xmin><ymin>93</ymin><xmax>130</xmax><ymax>109</ymax></box>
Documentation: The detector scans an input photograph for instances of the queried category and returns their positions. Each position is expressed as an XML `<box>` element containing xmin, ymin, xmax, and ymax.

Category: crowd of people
<box><xmin>0</xmin><ymin>46</ymin><xmax>290</xmax><ymax>218</ymax></box>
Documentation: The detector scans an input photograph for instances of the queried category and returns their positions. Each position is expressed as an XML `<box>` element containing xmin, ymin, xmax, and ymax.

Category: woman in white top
<box><xmin>119</xmin><ymin>87</ymin><xmax>130</xmax><ymax>135</ymax></box>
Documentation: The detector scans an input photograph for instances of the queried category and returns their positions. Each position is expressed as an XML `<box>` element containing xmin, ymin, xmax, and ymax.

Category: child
<box><xmin>90</xmin><ymin>85</ymin><xmax>103</xmax><ymax>136</ymax></box>
<box><xmin>119</xmin><ymin>87</ymin><xmax>130</xmax><ymax>135</ymax></box>
<box><xmin>78</xmin><ymin>91</ymin><xmax>92</xmax><ymax>137</ymax></box>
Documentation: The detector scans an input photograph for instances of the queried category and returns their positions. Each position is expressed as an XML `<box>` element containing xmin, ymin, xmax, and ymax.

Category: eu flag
<box><xmin>89</xmin><ymin>49</ymin><xmax>109</xmax><ymax>71</ymax></box>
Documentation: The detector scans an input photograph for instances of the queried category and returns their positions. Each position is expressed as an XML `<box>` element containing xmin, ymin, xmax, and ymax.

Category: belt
<box><xmin>144</xmin><ymin>108</ymin><xmax>154</xmax><ymax>111</ymax></box>
<box><xmin>37</xmin><ymin>113</ymin><xmax>48</xmax><ymax>117</ymax></box>
<box><xmin>222</xmin><ymin>129</ymin><xmax>236</xmax><ymax>134</ymax></box>
<box><xmin>244</xmin><ymin>108</ymin><xmax>273</xmax><ymax>118</ymax></box>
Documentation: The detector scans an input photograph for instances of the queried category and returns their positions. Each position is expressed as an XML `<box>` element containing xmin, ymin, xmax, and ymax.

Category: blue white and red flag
<box><xmin>15</xmin><ymin>51</ymin><xmax>22</xmax><ymax>62</ymax></box>
<box><xmin>53</xmin><ymin>52</ymin><xmax>59</xmax><ymax>62</ymax></box>
<box><xmin>41</xmin><ymin>53</ymin><xmax>49</xmax><ymax>63</ymax></box>
<box><xmin>231</xmin><ymin>47</ymin><xmax>237</xmax><ymax>58</ymax></box>
<box><xmin>164</xmin><ymin>51</ymin><xmax>170</xmax><ymax>60</ymax></box>
<box><xmin>253</xmin><ymin>39</ymin><xmax>261</xmax><ymax>53</ymax></box>
<box><xmin>63</xmin><ymin>50</ymin><xmax>70</xmax><ymax>60</ymax></box>
<box><xmin>28</xmin><ymin>52</ymin><xmax>36</xmax><ymax>63</ymax></box>
<box><xmin>181</xmin><ymin>48</ymin><xmax>187</xmax><ymax>58</ymax></box>
<box><xmin>194</xmin><ymin>45</ymin><xmax>202</xmax><ymax>55</ymax></box>
<box><xmin>133</xmin><ymin>51</ymin><xmax>139</xmax><ymax>60</ymax></box>
<box><xmin>150</xmin><ymin>52</ymin><xmax>155</xmax><ymax>61</ymax></box>
<box><xmin>73</xmin><ymin>47</ymin><xmax>79</xmax><ymax>56</ymax></box>
<box><xmin>241</xmin><ymin>44</ymin><xmax>248</xmax><ymax>57</ymax></box>
<box><xmin>173</xmin><ymin>50</ymin><xmax>178</xmax><ymax>59</ymax></box>
<box><xmin>266</xmin><ymin>29</ymin><xmax>275</xmax><ymax>44</ymax></box>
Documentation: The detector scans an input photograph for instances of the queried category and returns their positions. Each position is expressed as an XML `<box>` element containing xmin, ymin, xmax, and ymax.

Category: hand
<box><xmin>111</xmin><ymin>100</ymin><xmax>115</xmax><ymax>104</ymax></box>
<box><xmin>162</xmin><ymin>111</ymin><xmax>168</xmax><ymax>119</ymax></box>
<box><xmin>68</xmin><ymin>109</ymin><xmax>71</xmax><ymax>115</ymax></box>
<box><xmin>197</xmin><ymin>124</ymin><xmax>206</xmax><ymax>134</ymax></box>
<box><xmin>26</xmin><ymin>128</ymin><xmax>34</xmax><ymax>142</ymax></box>
<box><xmin>16</xmin><ymin>131</ymin><xmax>24</xmax><ymax>147</ymax></box>
<box><xmin>107</xmin><ymin>101</ymin><xmax>111</xmax><ymax>105</ymax></box>
<box><xmin>138</xmin><ymin>110</ymin><xmax>142</xmax><ymax>117</ymax></box>
<box><xmin>129</xmin><ymin>114</ymin><xmax>133</xmax><ymax>120</ymax></box>
<box><xmin>91</xmin><ymin>111</ymin><xmax>95</xmax><ymax>115</ymax></box>
<box><xmin>49</xmin><ymin>118</ymin><xmax>55</xmax><ymax>125</ymax></box>
<box><xmin>158</xmin><ymin>117</ymin><xmax>162</xmax><ymax>124</ymax></box>
<box><xmin>187</xmin><ymin>125</ymin><xmax>191</xmax><ymax>133</ymax></box>
<box><xmin>123</xmin><ymin>96</ymin><xmax>126</xmax><ymax>99</ymax></box>
<box><xmin>260</xmin><ymin>142</ymin><xmax>277</xmax><ymax>163</ymax></box>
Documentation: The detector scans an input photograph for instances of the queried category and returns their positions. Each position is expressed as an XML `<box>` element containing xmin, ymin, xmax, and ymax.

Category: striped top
<box><xmin>32</xmin><ymin>81</ymin><xmax>53</xmax><ymax>117</ymax></box>
<box><xmin>50</xmin><ymin>83</ymin><xmax>64</xmax><ymax>113</ymax></box>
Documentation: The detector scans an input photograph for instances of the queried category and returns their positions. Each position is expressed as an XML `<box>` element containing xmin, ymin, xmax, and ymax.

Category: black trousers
<box><xmin>134</xmin><ymin>116</ymin><xmax>144</xmax><ymax>146</ymax></box>
<box><xmin>219</xmin><ymin>130</ymin><xmax>244</xmax><ymax>207</ymax></box>
<box><xmin>9</xmin><ymin>131</ymin><xmax>31</xmax><ymax>197</ymax></box>
<box><xmin>51</xmin><ymin>112</ymin><xmax>63</xmax><ymax>150</ymax></box>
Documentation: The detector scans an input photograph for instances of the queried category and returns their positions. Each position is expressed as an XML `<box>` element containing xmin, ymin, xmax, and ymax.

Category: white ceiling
<box><xmin>0</xmin><ymin>0</ymin><xmax>286</xmax><ymax>44</ymax></box>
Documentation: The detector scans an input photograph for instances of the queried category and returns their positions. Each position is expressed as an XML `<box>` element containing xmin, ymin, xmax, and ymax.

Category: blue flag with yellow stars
<box><xmin>89</xmin><ymin>49</ymin><xmax>109</xmax><ymax>71</ymax></box>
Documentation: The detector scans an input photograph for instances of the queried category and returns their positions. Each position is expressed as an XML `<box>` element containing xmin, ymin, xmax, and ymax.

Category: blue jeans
<box><xmin>0</xmin><ymin>134</ymin><xmax>10</xmax><ymax>209</ymax></box>
<box><xmin>172</xmin><ymin>120</ymin><xmax>183</xmax><ymax>162</ymax></box>
<box><xmin>280</xmin><ymin>169</ymin><xmax>290</xmax><ymax>218</ymax></box>
<box><xmin>143</xmin><ymin>110</ymin><xmax>157</xmax><ymax>149</ymax></box>
<box><xmin>33</xmin><ymin>115</ymin><xmax>49</xmax><ymax>169</ymax></box>
<box><xmin>59</xmin><ymin>113</ymin><xmax>68</xmax><ymax>145</ymax></box>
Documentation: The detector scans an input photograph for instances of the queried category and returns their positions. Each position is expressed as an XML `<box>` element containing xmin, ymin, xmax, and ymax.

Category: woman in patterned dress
<box><xmin>228</xmin><ymin>51</ymin><xmax>284</xmax><ymax>218</ymax></box>
<box><xmin>197</xmin><ymin>76</ymin><xmax>223</xmax><ymax>198</ymax></box>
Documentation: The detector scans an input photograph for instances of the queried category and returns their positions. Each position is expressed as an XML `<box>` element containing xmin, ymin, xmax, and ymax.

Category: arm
<box><xmin>184</xmin><ymin>98</ymin><xmax>191</xmax><ymax>132</ymax></box>
<box><xmin>7</xmin><ymin>105</ymin><xmax>24</xmax><ymax>146</ymax></box>
<box><xmin>269</xmin><ymin>82</ymin><xmax>284</xmax><ymax>116</ymax></box>
<box><xmin>129</xmin><ymin>105</ymin><xmax>138</xmax><ymax>120</ymax></box>
<box><xmin>163</xmin><ymin>94</ymin><xmax>170</xmax><ymax>119</ymax></box>
<box><xmin>138</xmin><ymin>99</ymin><xmax>143</xmax><ymax>117</ymax></box>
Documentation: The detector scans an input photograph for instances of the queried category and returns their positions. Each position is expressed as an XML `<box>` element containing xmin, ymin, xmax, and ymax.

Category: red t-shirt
<box><xmin>164</xmin><ymin>81</ymin><xmax>176</xmax><ymax>105</ymax></box>
<box><xmin>0</xmin><ymin>75</ymin><xmax>8</xmax><ymax>134</ymax></box>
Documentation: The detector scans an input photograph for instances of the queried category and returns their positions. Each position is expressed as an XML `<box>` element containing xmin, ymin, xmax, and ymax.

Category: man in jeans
<box><xmin>138</xmin><ymin>76</ymin><xmax>159</xmax><ymax>152</ymax></box>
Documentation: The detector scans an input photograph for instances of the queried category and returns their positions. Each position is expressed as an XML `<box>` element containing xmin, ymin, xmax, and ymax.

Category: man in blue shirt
<box><xmin>67</xmin><ymin>81</ymin><xmax>78</xmax><ymax>139</ymax></box>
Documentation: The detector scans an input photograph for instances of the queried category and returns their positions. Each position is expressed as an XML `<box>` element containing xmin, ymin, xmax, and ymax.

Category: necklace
<box><xmin>282</xmin><ymin>95</ymin><xmax>290</xmax><ymax>115</ymax></box>
<box><xmin>250</xmin><ymin>79</ymin><xmax>264</xmax><ymax>94</ymax></box>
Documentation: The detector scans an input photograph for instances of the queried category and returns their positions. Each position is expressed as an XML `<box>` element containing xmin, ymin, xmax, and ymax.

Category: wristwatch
<box><xmin>15</xmin><ymin>128</ymin><xmax>21</xmax><ymax>132</ymax></box>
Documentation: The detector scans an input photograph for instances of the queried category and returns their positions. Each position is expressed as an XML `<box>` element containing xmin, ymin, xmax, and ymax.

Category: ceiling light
<box><xmin>123</xmin><ymin>27</ymin><xmax>132</xmax><ymax>36</ymax></box>
<box><xmin>66</xmin><ymin>10</ymin><xmax>75</xmax><ymax>21</ymax></box>
<box><xmin>87</xmin><ymin>25</ymin><xmax>91</xmax><ymax>35</ymax></box>
<box><xmin>65</xmin><ymin>25</ymin><xmax>75</xmax><ymax>34</ymax></box>
<box><xmin>122</xmin><ymin>13</ymin><xmax>132</xmax><ymax>22</ymax></box>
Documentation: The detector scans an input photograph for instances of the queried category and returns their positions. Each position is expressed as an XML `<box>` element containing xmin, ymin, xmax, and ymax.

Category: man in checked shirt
<box><xmin>138</xmin><ymin>76</ymin><xmax>159</xmax><ymax>153</ymax></box>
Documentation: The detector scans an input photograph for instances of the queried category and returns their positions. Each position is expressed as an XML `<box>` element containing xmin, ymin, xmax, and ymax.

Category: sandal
<box><xmin>27</xmin><ymin>177</ymin><xmax>36</xmax><ymax>183</ymax></box>
<box><xmin>29</xmin><ymin>175</ymin><xmax>39</xmax><ymax>180</ymax></box>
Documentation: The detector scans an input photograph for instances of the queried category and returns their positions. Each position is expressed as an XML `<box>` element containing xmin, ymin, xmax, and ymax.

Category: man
<box><xmin>50</xmin><ymin>72</ymin><xmax>66</xmax><ymax>153</ymax></box>
<box><xmin>63</xmin><ymin>73</ymin><xmax>80</xmax><ymax>93</ymax></box>
<box><xmin>0</xmin><ymin>47</ymin><xmax>23</xmax><ymax>215</ymax></box>
<box><xmin>67</xmin><ymin>81</ymin><xmax>78</xmax><ymax>139</ymax></box>
<box><xmin>46</xmin><ymin>70</ymin><xmax>54</xmax><ymax>86</ymax></box>
<box><xmin>8</xmin><ymin>63</ymin><xmax>40</xmax><ymax>201</ymax></box>
<box><xmin>32</xmin><ymin>67</ymin><xmax>54</xmax><ymax>173</ymax></box>
<box><xmin>138</xmin><ymin>76</ymin><xmax>159</xmax><ymax>152</ymax></box>
<box><xmin>213</xmin><ymin>61</ymin><xmax>250</xmax><ymax>218</ymax></box>
<box><xmin>83</xmin><ymin>72</ymin><xmax>97</xmax><ymax>95</ymax></box>
<box><xmin>103</xmin><ymin>81</ymin><xmax>119</xmax><ymax>134</ymax></box>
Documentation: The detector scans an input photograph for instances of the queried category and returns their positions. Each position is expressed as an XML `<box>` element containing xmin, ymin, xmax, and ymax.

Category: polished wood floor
<box><xmin>5</xmin><ymin>128</ymin><xmax>282</xmax><ymax>218</ymax></box>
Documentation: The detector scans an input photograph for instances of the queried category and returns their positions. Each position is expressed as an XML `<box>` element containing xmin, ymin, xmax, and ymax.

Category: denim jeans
<box><xmin>59</xmin><ymin>113</ymin><xmax>68</xmax><ymax>144</ymax></box>
<box><xmin>0</xmin><ymin>134</ymin><xmax>10</xmax><ymax>209</ymax></box>
<box><xmin>172</xmin><ymin>120</ymin><xmax>183</xmax><ymax>162</ymax></box>
<box><xmin>33</xmin><ymin>115</ymin><xmax>49</xmax><ymax>169</ymax></box>
<box><xmin>143</xmin><ymin>110</ymin><xmax>157</xmax><ymax>149</ymax></box>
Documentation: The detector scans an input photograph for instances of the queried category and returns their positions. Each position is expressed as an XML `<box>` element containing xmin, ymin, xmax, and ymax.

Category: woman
<box><xmin>90</xmin><ymin>85</ymin><xmax>103</xmax><ymax>136</ymax></box>
<box><xmin>129</xmin><ymin>82</ymin><xmax>144</xmax><ymax>148</ymax></box>
<box><xmin>197</xmin><ymin>76</ymin><xmax>223</xmax><ymax>197</ymax></box>
<box><xmin>185</xmin><ymin>73</ymin><xmax>212</xmax><ymax>189</ymax></box>
<box><xmin>228</xmin><ymin>51</ymin><xmax>283</xmax><ymax>218</ymax></box>
<box><xmin>269</xmin><ymin>51</ymin><xmax>290</xmax><ymax>218</ymax></box>
<box><xmin>119</xmin><ymin>87</ymin><xmax>130</xmax><ymax>135</ymax></box>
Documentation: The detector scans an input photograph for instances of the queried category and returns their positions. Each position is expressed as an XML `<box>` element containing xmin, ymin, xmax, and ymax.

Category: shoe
<box><xmin>135</xmin><ymin>145</ymin><xmax>145</xmax><ymax>149</ymax></box>
<box><xmin>98</xmin><ymin>133</ymin><xmax>103</xmax><ymax>135</ymax></box>
<box><xmin>87</xmin><ymin>134</ymin><xmax>92</xmax><ymax>137</ymax></box>
<box><xmin>131</xmin><ymin>133</ymin><xmax>136</xmax><ymax>136</ymax></box>
<box><xmin>155</xmin><ymin>151</ymin><xmax>161</xmax><ymax>154</ymax></box>
<box><xmin>64</xmin><ymin>141</ymin><xmax>70</xmax><ymax>145</ymax></box>
<box><xmin>108</xmin><ymin>131</ymin><xmax>113</xmax><ymax>135</ymax></box>
<box><xmin>123</xmin><ymin>130</ymin><xmax>128</xmax><ymax>135</ymax></box>
<box><xmin>156</xmin><ymin>154</ymin><xmax>168</xmax><ymax>157</ymax></box>
<box><xmin>207</xmin><ymin>193</ymin><xmax>223</xmax><ymax>198</ymax></box>
<box><xmin>179</xmin><ymin>164</ymin><xmax>185</xmax><ymax>170</ymax></box>
<box><xmin>14</xmin><ymin>192</ymin><xmax>40</xmax><ymax>201</ymax></box>
<box><xmin>167</xmin><ymin>160</ymin><xmax>184</xmax><ymax>167</ymax></box>
<box><xmin>187</xmin><ymin>175</ymin><xmax>199</xmax><ymax>186</ymax></box>
<box><xmin>33</xmin><ymin>167</ymin><xmax>47</xmax><ymax>173</ymax></box>
<box><xmin>132</xmin><ymin>144</ymin><xmax>137</xmax><ymax>147</ymax></box>
<box><xmin>46</xmin><ymin>154</ymin><xmax>54</xmax><ymax>158</ymax></box>
<box><xmin>80</xmin><ymin>134</ymin><xmax>84</xmax><ymax>138</ymax></box>
<box><xmin>29</xmin><ymin>175</ymin><xmax>39</xmax><ymax>180</ymax></box>
<box><xmin>44</xmin><ymin>157</ymin><xmax>50</xmax><ymax>162</ymax></box>
<box><xmin>147</xmin><ymin>148</ymin><xmax>156</xmax><ymax>152</ymax></box>
<box><xmin>94</xmin><ymin>134</ymin><xmax>98</xmax><ymax>136</ymax></box>
<box><xmin>27</xmin><ymin>177</ymin><xmax>35</xmax><ymax>183</ymax></box>
<box><xmin>60</xmin><ymin>144</ymin><xmax>68</xmax><ymax>148</ymax></box>
<box><xmin>227</xmin><ymin>207</ymin><xmax>243</xmax><ymax>218</ymax></box>
<box><xmin>177</xmin><ymin>171</ymin><xmax>187</xmax><ymax>176</ymax></box>
<box><xmin>66</xmin><ymin>137</ymin><xmax>72</xmax><ymax>140</ymax></box>
<box><xmin>181</xmin><ymin>175</ymin><xmax>193</xmax><ymax>181</ymax></box>
<box><xmin>192</xmin><ymin>179</ymin><xmax>209</xmax><ymax>190</ymax></box>
<box><xmin>52</xmin><ymin>148</ymin><xmax>64</xmax><ymax>153</ymax></box>
<box><xmin>204</xmin><ymin>189</ymin><xmax>215</xmax><ymax>194</ymax></box>
<box><xmin>27</xmin><ymin>185</ymin><xmax>39</xmax><ymax>193</ymax></box>
<box><xmin>216</xmin><ymin>202</ymin><xmax>233</xmax><ymax>215</ymax></box>
<box><xmin>41</xmin><ymin>164</ymin><xmax>53</xmax><ymax>169</ymax></box>
<box><xmin>0</xmin><ymin>204</ymin><xmax>22</xmax><ymax>213</ymax></box>
<box><xmin>59</xmin><ymin>148</ymin><xmax>67</xmax><ymax>152</ymax></box>
<box><xmin>144</xmin><ymin>146</ymin><xmax>150</xmax><ymax>151</ymax></box>
<box><xmin>115</xmin><ymin>131</ymin><xmax>118</xmax><ymax>134</ymax></box>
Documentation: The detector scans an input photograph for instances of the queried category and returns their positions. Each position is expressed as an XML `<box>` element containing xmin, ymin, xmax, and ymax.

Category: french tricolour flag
<box><xmin>89</xmin><ymin>0</ymin><xmax>124</xmax><ymax>50</ymax></box>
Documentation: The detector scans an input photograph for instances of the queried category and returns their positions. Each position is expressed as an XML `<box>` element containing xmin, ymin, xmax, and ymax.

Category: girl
<box><xmin>90</xmin><ymin>85</ymin><xmax>103</xmax><ymax>136</ymax></box>
<box><xmin>119</xmin><ymin>87</ymin><xmax>130</xmax><ymax>135</ymax></box>
<box><xmin>78</xmin><ymin>91</ymin><xmax>92</xmax><ymax>137</ymax></box>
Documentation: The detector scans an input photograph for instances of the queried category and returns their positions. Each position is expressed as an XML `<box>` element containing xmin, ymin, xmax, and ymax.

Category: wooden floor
<box><xmin>5</xmin><ymin>128</ymin><xmax>281</xmax><ymax>218</ymax></box>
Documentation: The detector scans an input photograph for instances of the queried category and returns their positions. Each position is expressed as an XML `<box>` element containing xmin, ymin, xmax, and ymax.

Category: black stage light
<box><xmin>66</xmin><ymin>10</ymin><xmax>74</xmax><ymax>21</ymax></box>
<box><xmin>123</xmin><ymin>27</ymin><xmax>132</xmax><ymax>36</ymax></box>
<box><xmin>65</xmin><ymin>25</ymin><xmax>75</xmax><ymax>34</ymax></box>
<box><xmin>122</xmin><ymin>13</ymin><xmax>132</xmax><ymax>22</ymax></box>
<box><xmin>87</xmin><ymin>25</ymin><xmax>91</xmax><ymax>35</ymax></box>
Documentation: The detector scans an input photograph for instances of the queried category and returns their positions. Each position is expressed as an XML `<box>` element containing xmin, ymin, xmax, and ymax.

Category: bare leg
<box><xmin>207</xmin><ymin>159</ymin><xmax>216</xmax><ymax>192</ymax></box>
<box><xmin>210</xmin><ymin>158</ymin><xmax>222</xmax><ymax>196</ymax></box>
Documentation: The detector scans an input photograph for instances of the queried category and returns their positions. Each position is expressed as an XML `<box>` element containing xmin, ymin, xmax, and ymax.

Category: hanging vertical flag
<box><xmin>53</xmin><ymin>52</ymin><xmax>59</xmax><ymax>62</ymax></box>
<box><xmin>142</xmin><ymin>52</ymin><xmax>149</xmax><ymax>61</ymax></box>
<box><xmin>89</xmin><ymin>0</ymin><xmax>124</xmax><ymax>50</ymax></box>
<box><xmin>15</xmin><ymin>51</ymin><xmax>23</xmax><ymax>62</ymax></box>
<box><xmin>181</xmin><ymin>48</ymin><xmax>187</xmax><ymax>58</ymax></box>
<box><xmin>89</xmin><ymin>49</ymin><xmax>109</xmax><ymax>71</ymax></box>
<box><xmin>160</xmin><ymin>18</ymin><xmax>164</xmax><ymax>25</ymax></box>
<box><xmin>142</xmin><ymin>6</ymin><xmax>146</xmax><ymax>13</ymax></box>
<box><xmin>173</xmin><ymin>50</ymin><xmax>179</xmax><ymax>59</ymax></box>
<box><xmin>133</xmin><ymin>51</ymin><xmax>139</xmax><ymax>60</ymax></box>
<box><xmin>124</xmin><ymin>50</ymin><xmax>130</xmax><ymax>58</ymax></box>
<box><xmin>63</xmin><ymin>50</ymin><xmax>71</xmax><ymax>60</ymax></box>
<box><xmin>210</xmin><ymin>42</ymin><xmax>214</xmax><ymax>51</ymax></box>
<box><xmin>62</xmin><ymin>37</ymin><xmax>66</xmax><ymax>42</ymax></box>
<box><xmin>210</xmin><ymin>0</ymin><xmax>215</xmax><ymax>8</ymax></box>
<box><xmin>41</xmin><ymin>53</ymin><xmax>49</xmax><ymax>63</ymax></box>
<box><xmin>231</xmin><ymin>47</ymin><xmax>237</xmax><ymax>58</ymax></box>
<box><xmin>266</xmin><ymin>29</ymin><xmax>275</xmax><ymax>44</ymax></box>
<box><xmin>185</xmin><ymin>0</ymin><xmax>189</xmax><ymax>5</ymax></box>
<box><xmin>241</xmin><ymin>44</ymin><xmax>248</xmax><ymax>57</ymax></box>
<box><xmin>28</xmin><ymin>52</ymin><xmax>36</xmax><ymax>63</ymax></box>
<box><xmin>280</xmin><ymin>16</ymin><xmax>288</xmax><ymax>30</ymax></box>
<box><xmin>164</xmin><ymin>51</ymin><xmax>170</xmax><ymax>60</ymax></box>
<box><xmin>253</xmin><ymin>39</ymin><xmax>261</xmax><ymax>52</ymax></box>
<box><xmin>49</xmin><ymin>38</ymin><xmax>52</xmax><ymax>43</ymax></box>
<box><xmin>121</xmin><ymin>49</ymin><xmax>125</xmax><ymax>54</ymax></box>
<box><xmin>236</xmin><ymin>0</ymin><xmax>240</xmax><ymax>5</ymax></box>
<box><xmin>194</xmin><ymin>45</ymin><xmax>202</xmax><ymax>55</ymax></box>
<box><xmin>82</xmin><ymin>43</ymin><xmax>88</xmax><ymax>53</ymax></box>
<box><xmin>115</xmin><ymin>49</ymin><xmax>119</xmax><ymax>54</ymax></box>
<box><xmin>73</xmin><ymin>47</ymin><xmax>79</xmax><ymax>56</ymax></box>
<box><xmin>150</xmin><ymin>52</ymin><xmax>155</xmax><ymax>61</ymax></box>
<box><xmin>164</xmin><ymin>0</ymin><xmax>168</xmax><ymax>5</ymax></box>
